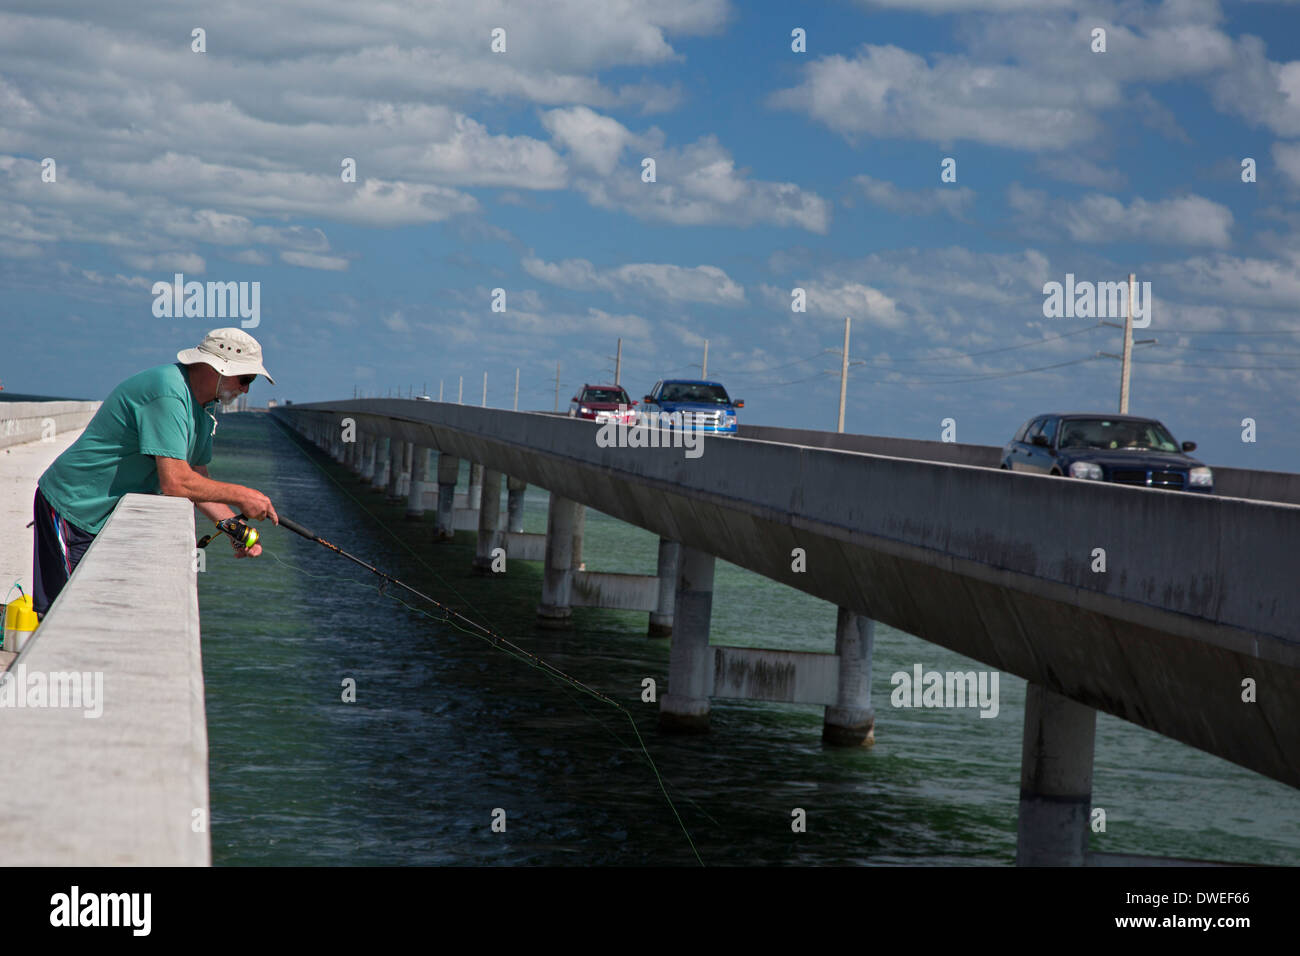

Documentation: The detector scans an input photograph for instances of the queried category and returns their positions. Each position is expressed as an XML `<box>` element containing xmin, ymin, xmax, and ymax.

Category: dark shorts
<box><xmin>32</xmin><ymin>486</ymin><xmax>97</xmax><ymax>617</ymax></box>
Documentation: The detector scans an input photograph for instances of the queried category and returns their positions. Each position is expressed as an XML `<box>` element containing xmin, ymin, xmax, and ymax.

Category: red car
<box><xmin>568</xmin><ymin>384</ymin><xmax>637</xmax><ymax>424</ymax></box>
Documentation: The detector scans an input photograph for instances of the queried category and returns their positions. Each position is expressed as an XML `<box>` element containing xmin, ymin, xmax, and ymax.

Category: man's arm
<box><xmin>155</xmin><ymin>457</ymin><xmax>278</xmax><ymax>523</ymax></box>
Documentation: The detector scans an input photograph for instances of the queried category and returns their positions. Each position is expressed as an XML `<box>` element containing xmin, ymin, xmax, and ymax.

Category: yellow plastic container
<box><xmin>3</xmin><ymin>594</ymin><xmax>39</xmax><ymax>653</ymax></box>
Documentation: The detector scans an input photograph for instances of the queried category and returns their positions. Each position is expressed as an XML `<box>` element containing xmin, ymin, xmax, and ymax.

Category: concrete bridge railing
<box><xmin>0</xmin><ymin>400</ymin><xmax>101</xmax><ymax>450</ymax></box>
<box><xmin>0</xmin><ymin>493</ymin><xmax>210</xmax><ymax>865</ymax></box>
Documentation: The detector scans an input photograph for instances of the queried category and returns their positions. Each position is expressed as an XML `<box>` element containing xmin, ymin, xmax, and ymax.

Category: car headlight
<box><xmin>1188</xmin><ymin>466</ymin><xmax>1213</xmax><ymax>487</ymax></box>
<box><xmin>1069</xmin><ymin>461</ymin><xmax>1103</xmax><ymax>480</ymax></box>
<box><xmin>580</xmin><ymin>406</ymin><xmax>590</xmax><ymax>415</ymax></box>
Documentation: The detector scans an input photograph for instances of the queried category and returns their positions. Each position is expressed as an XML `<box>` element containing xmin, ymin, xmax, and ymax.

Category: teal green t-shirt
<box><xmin>38</xmin><ymin>363</ymin><xmax>215</xmax><ymax>534</ymax></box>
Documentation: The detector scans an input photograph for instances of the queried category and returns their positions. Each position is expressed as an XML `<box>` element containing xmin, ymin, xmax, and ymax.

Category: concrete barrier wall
<box><xmin>742</xmin><ymin>423</ymin><xmax>1300</xmax><ymax>505</ymax></box>
<box><xmin>0</xmin><ymin>493</ymin><xmax>210</xmax><ymax>865</ymax></box>
<box><xmin>274</xmin><ymin>402</ymin><xmax>1300</xmax><ymax>786</ymax></box>
<box><xmin>0</xmin><ymin>400</ymin><xmax>100</xmax><ymax>450</ymax></box>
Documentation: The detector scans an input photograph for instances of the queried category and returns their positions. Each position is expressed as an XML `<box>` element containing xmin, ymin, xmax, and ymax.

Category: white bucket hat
<box><xmin>178</xmin><ymin>328</ymin><xmax>276</xmax><ymax>385</ymax></box>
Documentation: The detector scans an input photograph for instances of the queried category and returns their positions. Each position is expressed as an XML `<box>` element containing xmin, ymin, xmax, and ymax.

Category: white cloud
<box><xmin>770</xmin><ymin>44</ymin><xmax>1112</xmax><ymax>150</ymax></box>
<box><xmin>281</xmin><ymin>250</ymin><xmax>349</xmax><ymax>271</ymax></box>
<box><xmin>541</xmin><ymin>106</ymin><xmax>637</xmax><ymax>176</ymax></box>
<box><xmin>122</xmin><ymin>252</ymin><xmax>207</xmax><ymax>273</ymax></box>
<box><xmin>850</xmin><ymin>174</ymin><xmax>976</xmax><ymax>219</ymax></box>
<box><xmin>1274</xmin><ymin>141</ymin><xmax>1300</xmax><ymax>188</ymax></box>
<box><xmin>559</xmin><ymin>125</ymin><xmax>831</xmax><ymax>233</ymax></box>
<box><xmin>1007</xmin><ymin>185</ymin><xmax>1233</xmax><ymax>247</ymax></box>
<box><xmin>522</xmin><ymin>256</ymin><xmax>745</xmax><ymax>305</ymax></box>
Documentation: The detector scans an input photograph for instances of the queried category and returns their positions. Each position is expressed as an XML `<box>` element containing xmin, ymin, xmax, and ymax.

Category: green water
<box><xmin>198</xmin><ymin>414</ymin><xmax>1300</xmax><ymax>865</ymax></box>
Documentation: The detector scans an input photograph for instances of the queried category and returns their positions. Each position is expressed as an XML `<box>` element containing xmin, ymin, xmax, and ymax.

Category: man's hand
<box><xmin>237</xmin><ymin>489</ymin><xmax>279</xmax><ymax>524</ymax></box>
<box><xmin>231</xmin><ymin>537</ymin><xmax>263</xmax><ymax>559</ymax></box>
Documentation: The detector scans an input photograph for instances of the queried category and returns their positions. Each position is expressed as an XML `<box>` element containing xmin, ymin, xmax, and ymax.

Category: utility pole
<box><xmin>438</xmin><ymin>380</ymin><xmax>443</xmax><ymax>402</ymax></box>
<box><xmin>554</xmin><ymin>361</ymin><xmax>561</xmax><ymax>412</ymax></box>
<box><xmin>482</xmin><ymin>371</ymin><xmax>488</xmax><ymax>407</ymax></box>
<box><xmin>1100</xmin><ymin>273</ymin><xmax>1156</xmax><ymax>413</ymax></box>
<box><xmin>458</xmin><ymin>376</ymin><xmax>463</xmax><ymax>404</ymax></box>
<box><xmin>1119</xmin><ymin>272</ymin><xmax>1135</xmax><ymax>414</ymax></box>
<box><xmin>514</xmin><ymin>368</ymin><xmax>520</xmax><ymax>411</ymax></box>
<box><xmin>837</xmin><ymin>316</ymin><xmax>850</xmax><ymax>433</ymax></box>
<box><xmin>702</xmin><ymin>339</ymin><xmax>709</xmax><ymax>379</ymax></box>
<box><xmin>615</xmin><ymin>338</ymin><xmax>622</xmax><ymax>386</ymax></box>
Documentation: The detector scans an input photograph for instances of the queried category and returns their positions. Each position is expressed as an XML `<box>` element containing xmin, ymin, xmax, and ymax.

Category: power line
<box><xmin>864</xmin><ymin>323</ymin><xmax>1106</xmax><ymax>364</ymax></box>
<box><xmin>1132</xmin><ymin>359</ymin><xmax>1300</xmax><ymax>371</ymax></box>
<box><xmin>1157</xmin><ymin>326</ymin><xmax>1300</xmax><ymax>336</ymax></box>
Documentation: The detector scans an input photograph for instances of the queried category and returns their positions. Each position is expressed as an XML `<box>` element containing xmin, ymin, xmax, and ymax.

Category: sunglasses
<box><xmin>237</xmin><ymin>374</ymin><xmax>257</xmax><ymax>386</ymax></box>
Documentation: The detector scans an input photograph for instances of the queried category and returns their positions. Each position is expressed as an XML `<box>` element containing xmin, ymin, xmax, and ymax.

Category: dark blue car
<box><xmin>1001</xmin><ymin>413</ymin><xmax>1213</xmax><ymax>492</ymax></box>
<box><xmin>640</xmin><ymin>379</ymin><xmax>743</xmax><ymax>435</ymax></box>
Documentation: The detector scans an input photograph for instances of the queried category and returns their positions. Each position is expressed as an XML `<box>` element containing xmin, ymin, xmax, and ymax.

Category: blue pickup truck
<box><xmin>640</xmin><ymin>379</ymin><xmax>743</xmax><ymax>436</ymax></box>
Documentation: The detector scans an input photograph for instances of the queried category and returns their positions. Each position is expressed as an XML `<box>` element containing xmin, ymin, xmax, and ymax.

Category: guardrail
<box><xmin>0</xmin><ymin>493</ymin><xmax>210</xmax><ymax>865</ymax></box>
<box><xmin>0</xmin><ymin>400</ymin><xmax>100</xmax><ymax>450</ymax></box>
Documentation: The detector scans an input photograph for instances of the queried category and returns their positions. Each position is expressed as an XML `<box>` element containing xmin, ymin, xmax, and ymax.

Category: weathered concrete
<box><xmin>711</xmin><ymin>646</ymin><xmax>839</xmax><ymax>705</ymax></box>
<box><xmin>406</xmin><ymin>446</ymin><xmax>429</xmax><ymax>520</ymax></box>
<box><xmin>0</xmin><ymin>401</ymin><xmax>99</xmax><ymax>451</ymax></box>
<box><xmin>273</xmin><ymin>401</ymin><xmax>1300</xmax><ymax>787</ymax></box>
<box><xmin>435</xmin><ymin>453</ymin><xmax>458</xmax><ymax>540</ymax></box>
<box><xmin>473</xmin><ymin>468</ymin><xmax>503</xmax><ymax>574</ymax></box>
<box><xmin>1016</xmin><ymin>684</ymin><xmax>1096</xmax><ymax>867</ymax></box>
<box><xmin>372</xmin><ymin>436</ymin><xmax>391</xmax><ymax>489</ymax></box>
<box><xmin>386</xmin><ymin>438</ymin><xmax>404</xmax><ymax>499</ymax></box>
<box><xmin>0</xmin><ymin>493</ymin><xmax>210</xmax><ymax>865</ymax></box>
<box><xmin>507</xmin><ymin>476</ymin><xmax>527</xmax><ymax>533</ymax></box>
<box><xmin>649</xmin><ymin>538</ymin><xmax>679</xmax><ymax>638</ymax></box>
<box><xmin>503</xmin><ymin>532</ymin><xmax>546</xmax><ymax>562</ymax></box>
<box><xmin>823</xmin><ymin>609</ymin><xmax>875</xmax><ymax>746</ymax></box>
<box><xmin>538</xmin><ymin>494</ymin><xmax>578</xmax><ymax>628</ymax></box>
<box><xmin>570</xmin><ymin>571</ymin><xmax>659</xmax><ymax>611</ymax></box>
<box><xmin>659</xmin><ymin>545</ymin><xmax>715</xmax><ymax>733</ymax></box>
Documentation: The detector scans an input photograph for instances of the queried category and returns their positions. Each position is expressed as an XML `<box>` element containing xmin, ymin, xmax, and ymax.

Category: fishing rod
<box><xmin>201</xmin><ymin>511</ymin><xmax>620</xmax><ymax>710</ymax></box>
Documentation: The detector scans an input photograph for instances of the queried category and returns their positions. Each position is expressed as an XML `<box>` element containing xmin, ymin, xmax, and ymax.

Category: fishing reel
<box><xmin>197</xmin><ymin>514</ymin><xmax>260</xmax><ymax>551</ymax></box>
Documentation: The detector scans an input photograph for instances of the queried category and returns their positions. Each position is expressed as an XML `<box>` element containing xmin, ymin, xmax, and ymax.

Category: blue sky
<box><xmin>3</xmin><ymin>0</ymin><xmax>1300</xmax><ymax>469</ymax></box>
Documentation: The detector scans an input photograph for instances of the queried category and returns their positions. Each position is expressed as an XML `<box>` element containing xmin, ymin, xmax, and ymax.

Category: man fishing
<box><xmin>31</xmin><ymin>328</ymin><xmax>279</xmax><ymax>618</ymax></box>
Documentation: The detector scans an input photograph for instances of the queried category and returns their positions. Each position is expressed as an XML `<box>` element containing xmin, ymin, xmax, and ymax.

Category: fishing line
<box><xmin>257</xmin><ymin>417</ymin><xmax>705</xmax><ymax>864</ymax></box>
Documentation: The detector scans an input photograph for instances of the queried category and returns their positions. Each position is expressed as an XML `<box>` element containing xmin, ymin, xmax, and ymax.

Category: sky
<box><xmin>2</xmin><ymin>0</ymin><xmax>1300</xmax><ymax>470</ymax></box>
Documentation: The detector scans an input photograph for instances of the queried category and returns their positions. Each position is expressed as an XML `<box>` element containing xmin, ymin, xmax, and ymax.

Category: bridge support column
<box><xmin>361</xmin><ymin>435</ymin><xmax>377</xmax><ymax>482</ymax></box>
<box><xmin>572</xmin><ymin>505</ymin><xmax>586</xmax><ymax>570</ymax></box>
<box><xmin>386</xmin><ymin>439</ymin><xmax>404</xmax><ymax>499</ymax></box>
<box><xmin>823</xmin><ymin>609</ymin><xmax>875</xmax><ymax>746</ymax></box>
<box><xmin>1016</xmin><ymin>683</ymin><xmax>1096</xmax><ymax>867</ymax></box>
<box><xmin>401</xmin><ymin>441</ymin><xmax>414</xmax><ymax>496</ymax></box>
<box><xmin>658</xmin><ymin>545</ymin><xmax>714</xmax><ymax>734</ymax></box>
<box><xmin>377</xmin><ymin>437</ymin><xmax>390</xmax><ymax>489</ymax></box>
<box><xmin>468</xmin><ymin>463</ymin><xmax>483</xmax><ymax>511</ymax></box>
<box><xmin>506</xmin><ymin>477</ymin><xmax>527</xmax><ymax>533</ymax></box>
<box><xmin>648</xmin><ymin>538</ymin><xmax>680</xmax><ymax>638</ymax></box>
<box><xmin>435</xmin><ymin>454</ymin><xmax>459</xmax><ymax>540</ymax></box>
<box><xmin>473</xmin><ymin>469</ymin><xmax>503</xmax><ymax>575</ymax></box>
<box><xmin>405</xmin><ymin>447</ymin><xmax>429</xmax><ymax>520</ymax></box>
<box><xmin>537</xmin><ymin>495</ymin><xmax>578</xmax><ymax>628</ymax></box>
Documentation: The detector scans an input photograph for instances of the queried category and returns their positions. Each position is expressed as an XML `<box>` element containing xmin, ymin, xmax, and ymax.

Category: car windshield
<box><xmin>582</xmin><ymin>388</ymin><xmax>628</xmax><ymax>404</ymax></box>
<box><xmin>1057</xmin><ymin>418</ymin><xmax>1179</xmax><ymax>452</ymax></box>
<box><xmin>659</xmin><ymin>383</ymin><xmax>730</xmax><ymax>404</ymax></box>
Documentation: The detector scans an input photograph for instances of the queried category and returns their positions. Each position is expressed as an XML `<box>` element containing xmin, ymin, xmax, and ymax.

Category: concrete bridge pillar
<box><xmin>361</xmin><ymin>435</ymin><xmax>377</xmax><ymax>482</ymax></box>
<box><xmin>572</xmin><ymin>504</ymin><xmax>586</xmax><ymax>570</ymax></box>
<box><xmin>648</xmin><ymin>538</ymin><xmax>680</xmax><ymax>638</ymax></box>
<box><xmin>823</xmin><ymin>609</ymin><xmax>875</xmax><ymax>746</ymax></box>
<box><xmin>658</xmin><ymin>545</ymin><xmax>715</xmax><ymax>734</ymax></box>
<box><xmin>405</xmin><ymin>447</ymin><xmax>430</xmax><ymax>520</ymax></box>
<box><xmin>473</xmin><ymin>469</ymin><xmax>503</xmax><ymax>575</ymax></box>
<box><xmin>537</xmin><ymin>494</ymin><xmax>579</xmax><ymax>628</ymax></box>
<box><xmin>506</xmin><ymin>476</ymin><xmax>527</xmax><ymax>533</ymax></box>
<box><xmin>1016</xmin><ymin>683</ymin><xmax>1096</xmax><ymax>867</ymax></box>
<box><xmin>468</xmin><ymin>463</ymin><xmax>483</xmax><ymax>511</ymax></box>
<box><xmin>435</xmin><ymin>453</ymin><xmax>460</xmax><ymax>540</ymax></box>
<box><xmin>386</xmin><ymin>439</ymin><xmax>404</xmax><ymax>499</ymax></box>
<box><xmin>399</xmin><ymin>441</ymin><xmax>413</xmax><ymax>497</ymax></box>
